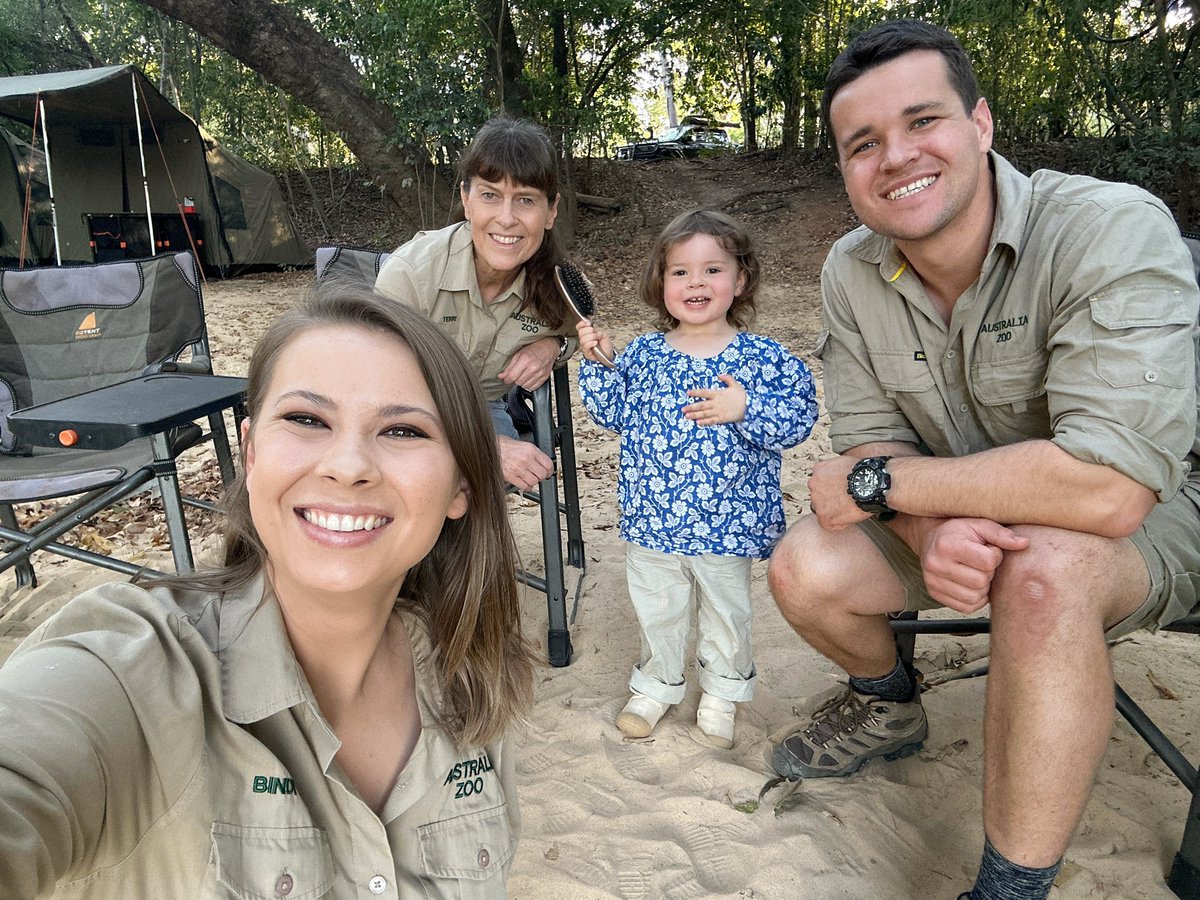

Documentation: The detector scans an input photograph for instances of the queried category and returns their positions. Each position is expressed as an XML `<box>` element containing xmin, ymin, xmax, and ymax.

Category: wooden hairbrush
<box><xmin>554</xmin><ymin>262</ymin><xmax>615</xmax><ymax>368</ymax></box>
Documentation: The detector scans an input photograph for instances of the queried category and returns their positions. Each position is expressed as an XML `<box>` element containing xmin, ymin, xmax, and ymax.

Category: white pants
<box><xmin>624</xmin><ymin>543</ymin><xmax>757</xmax><ymax>705</ymax></box>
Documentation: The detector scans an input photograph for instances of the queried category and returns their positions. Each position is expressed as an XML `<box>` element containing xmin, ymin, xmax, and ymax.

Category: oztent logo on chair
<box><xmin>74</xmin><ymin>312</ymin><xmax>101</xmax><ymax>340</ymax></box>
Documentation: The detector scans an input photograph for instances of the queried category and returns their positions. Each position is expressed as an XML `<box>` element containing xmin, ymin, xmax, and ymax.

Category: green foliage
<box><xmin>0</xmin><ymin>0</ymin><xmax>1194</xmax><ymax>220</ymax></box>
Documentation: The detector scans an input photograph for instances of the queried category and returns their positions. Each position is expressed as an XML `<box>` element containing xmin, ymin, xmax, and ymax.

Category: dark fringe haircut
<box><xmin>456</xmin><ymin>116</ymin><xmax>566</xmax><ymax>328</ymax></box>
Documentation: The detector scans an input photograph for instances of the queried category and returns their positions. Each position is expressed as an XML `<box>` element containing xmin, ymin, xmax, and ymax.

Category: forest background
<box><xmin>2</xmin><ymin>0</ymin><xmax>1196</xmax><ymax>240</ymax></box>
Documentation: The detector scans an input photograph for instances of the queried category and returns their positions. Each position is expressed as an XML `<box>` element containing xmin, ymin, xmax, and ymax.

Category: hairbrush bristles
<box><xmin>555</xmin><ymin>262</ymin><xmax>615</xmax><ymax>368</ymax></box>
<box><xmin>554</xmin><ymin>262</ymin><xmax>596</xmax><ymax>318</ymax></box>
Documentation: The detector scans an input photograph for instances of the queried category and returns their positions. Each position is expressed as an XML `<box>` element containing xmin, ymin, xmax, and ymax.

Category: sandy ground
<box><xmin>2</xmin><ymin>154</ymin><xmax>1197</xmax><ymax>898</ymax></box>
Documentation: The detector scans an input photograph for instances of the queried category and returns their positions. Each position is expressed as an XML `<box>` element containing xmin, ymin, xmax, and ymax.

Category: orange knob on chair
<box><xmin>58</xmin><ymin>429</ymin><xmax>79</xmax><ymax>446</ymax></box>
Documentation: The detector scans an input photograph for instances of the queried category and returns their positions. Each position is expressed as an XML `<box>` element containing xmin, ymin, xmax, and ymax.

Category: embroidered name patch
<box><xmin>252</xmin><ymin>775</ymin><xmax>297</xmax><ymax>795</ymax></box>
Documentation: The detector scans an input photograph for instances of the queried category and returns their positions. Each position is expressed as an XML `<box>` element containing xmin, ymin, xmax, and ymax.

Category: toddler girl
<box><xmin>577</xmin><ymin>208</ymin><xmax>817</xmax><ymax>747</ymax></box>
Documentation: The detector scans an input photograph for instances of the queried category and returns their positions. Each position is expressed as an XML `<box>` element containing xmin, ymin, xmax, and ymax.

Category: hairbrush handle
<box><xmin>555</xmin><ymin>264</ymin><xmax>615</xmax><ymax>369</ymax></box>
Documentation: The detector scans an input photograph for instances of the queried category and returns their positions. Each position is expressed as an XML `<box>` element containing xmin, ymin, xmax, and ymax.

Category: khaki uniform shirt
<box><xmin>818</xmin><ymin>152</ymin><xmax>1200</xmax><ymax>501</ymax></box>
<box><xmin>0</xmin><ymin>576</ymin><xmax>517</xmax><ymax>899</ymax></box>
<box><xmin>375</xmin><ymin>222</ymin><xmax>574</xmax><ymax>402</ymax></box>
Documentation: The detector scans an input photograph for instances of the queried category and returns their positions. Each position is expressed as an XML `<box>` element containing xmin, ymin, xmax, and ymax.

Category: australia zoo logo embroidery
<box><xmin>443</xmin><ymin>752</ymin><xmax>495</xmax><ymax>799</ymax></box>
<box><xmin>979</xmin><ymin>314</ymin><xmax>1029</xmax><ymax>344</ymax></box>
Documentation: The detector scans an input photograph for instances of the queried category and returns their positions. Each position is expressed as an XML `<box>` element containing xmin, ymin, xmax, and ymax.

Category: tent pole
<box><xmin>132</xmin><ymin>73</ymin><xmax>157</xmax><ymax>255</ymax></box>
<box><xmin>38</xmin><ymin>99</ymin><xmax>62</xmax><ymax>266</ymax></box>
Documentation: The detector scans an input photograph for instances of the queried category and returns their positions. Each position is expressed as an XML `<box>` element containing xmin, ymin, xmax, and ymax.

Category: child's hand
<box><xmin>684</xmin><ymin>374</ymin><xmax>747</xmax><ymax>426</ymax></box>
<box><xmin>575</xmin><ymin>319</ymin><xmax>615</xmax><ymax>366</ymax></box>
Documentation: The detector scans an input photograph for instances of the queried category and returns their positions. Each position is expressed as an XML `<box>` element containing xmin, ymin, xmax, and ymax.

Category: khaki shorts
<box><xmin>858</xmin><ymin>474</ymin><xmax>1200</xmax><ymax>640</ymax></box>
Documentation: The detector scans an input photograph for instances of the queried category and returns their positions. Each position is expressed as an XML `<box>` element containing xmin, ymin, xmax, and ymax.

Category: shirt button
<box><xmin>959</xmin><ymin>403</ymin><xmax>969</xmax><ymax>413</ymax></box>
<box><xmin>478</xmin><ymin>847</ymin><xmax>492</xmax><ymax>869</ymax></box>
<box><xmin>274</xmin><ymin>874</ymin><xmax>294</xmax><ymax>897</ymax></box>
<box><xmin>1145</xmin><ymin>370</ymin><xmax>1159</xmax><ymax>383</ymax></box>
<box><xmin>945</xmin><ymin>349</ymin><xmax>955</xmax><ymax>358</ymax></box>
<box><xmin>368</xmin><ymin>875</ymin><xmax>387</xmax><ymax>894</ymax></box>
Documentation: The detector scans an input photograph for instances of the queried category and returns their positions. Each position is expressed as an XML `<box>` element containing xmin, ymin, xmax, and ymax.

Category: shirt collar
<box><xmin>443</xmin><ymin>220</ymin><xmax>529</xmax><ymax>307</ymax></box>
<box><xmin>847</xmin><ymin>150</ymin><xmax>1029</xmax><ymax>279</ymax></box>
<box><xmin>211</xmin><ymin>572</ymin><xmax>315</xmax><ymax>725</ymax></box>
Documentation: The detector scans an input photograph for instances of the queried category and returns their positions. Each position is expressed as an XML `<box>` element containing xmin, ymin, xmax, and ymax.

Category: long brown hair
<box><xmin>456</xmin><ymin>116</ymin><xmax>566</xmax><ymax>327</ymax></box>
<box><xmin>640</xmin><ymin>208</ymin><xmax>761</xmax><ymax>332</ymax></box>
<box><xmin>147</xmin><ymin>284</ymin><xmax>534</xmax><ymax>746</ymax></box>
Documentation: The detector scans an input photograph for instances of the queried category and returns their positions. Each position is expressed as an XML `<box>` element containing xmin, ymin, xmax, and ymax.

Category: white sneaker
<box><xmin>696</xmin><ymin>693</ymin><xmax>736</xmax><ymax>748</ymax></box>
<box><xmin>616</xmin><ymin>692</ymin><xmax>670</xmax><ymax>738</ymax></box>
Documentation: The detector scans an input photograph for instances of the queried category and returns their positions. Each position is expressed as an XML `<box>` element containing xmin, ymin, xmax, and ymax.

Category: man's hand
<box><xmin>497</xmin><ymin>435</ymin><xmax>554</xmax><ymax>490</ymax></box>
<box><xmin>920</xmin><ymin>517</ymin><xmax>1030</xmax><ymax>613</ymax></box>
<box><xmin>807</xmin><ymin>455</ymin><xmax>873</xmax><ymax>530</ymax></box>
<box><xmin>684</xmin><ymin>374</ymin><xmax>747</xmax><ymax>426</ymax></box>
<box><xmin>499</xmin><ymin>337</ymin><xmax>558</xmax><ymax>391</ymax></box>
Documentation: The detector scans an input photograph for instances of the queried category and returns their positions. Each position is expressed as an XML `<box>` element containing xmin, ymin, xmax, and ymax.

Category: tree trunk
<box><xmin>473</xmin><ymin>0</ymin><xmax>529</xmax><ymax>116</ymax></box>
<box><xmin>550</xmin><ymin>7</ymin><xmax>576</xmax><ymax>247</ymax></box>
<box><xmin>134</xmin><ymin>0</ymin><xmax>448</xmax><ymax>224</ymax></box>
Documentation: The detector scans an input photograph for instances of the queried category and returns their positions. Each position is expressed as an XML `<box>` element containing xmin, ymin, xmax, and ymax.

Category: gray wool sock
<box><xmin>967</xmin><ymin>835</ymin><xmax>1062</xmax><ymax>900</ymax></box>
<box><xmin>849</xmin><ymin>656</ymin><xmax>915</xmax><ymax>702</ymax></box>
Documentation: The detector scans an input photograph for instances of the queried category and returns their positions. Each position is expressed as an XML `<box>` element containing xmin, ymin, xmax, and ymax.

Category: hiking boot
<box><xmin>696</xmin><ymin>693</ymin><xmax>736</xmax><ymax>749</ymax></box>
<box><xmin>616</xmin><ymin>692</ymin><xmax>670</xmax><ymax>738</ymax></box>
<box><xmin>770</xmin><ymin>685</ymin><xmax>927</xmax><ymax>779</ymax></box>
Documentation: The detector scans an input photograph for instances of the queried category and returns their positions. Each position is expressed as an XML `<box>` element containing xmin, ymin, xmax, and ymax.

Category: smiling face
<box><xmin>243</xmin><ymin>324</ymin><xmax>468</xmax><ymax>604</ymax></box>
<box><xmin>661</xmin><ymin>233</ymin><xmax>747</xmax><ymax>334</ymax></box>
<box><xmin>830</xmin><ymin>50</ymin><xmax>994</xmax><ymax>250</ymax></box>
<box><xmin>461</xmin><ymin>176</ymin><xmax>559</xmax><ymax>293</ymax></box>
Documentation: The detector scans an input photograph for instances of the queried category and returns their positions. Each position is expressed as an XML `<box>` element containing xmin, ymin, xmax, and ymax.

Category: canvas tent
<box><xmin>0</xmin><ymin>65</ymin><xmax>307</xmax><ymax>272</ymax></box>
<box><xmin>0</xmin><ymin>126</ymin><xmax>52</xmax><ymax>266</ymax></box>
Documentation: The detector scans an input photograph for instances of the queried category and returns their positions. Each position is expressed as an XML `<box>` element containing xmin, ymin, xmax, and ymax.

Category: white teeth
<box><xmin>303</xmin><ymin>510</ymin><xmax>388</xmax><ymax>532</ymax></box>
<box><xmin>887</xmin><ymin>176</ymin><xmax>936</xmax><ymax>201</ymax></box>
<box><xmin>492</xmin><ymin>235</ymin><xmax>519</xmax><ymax>245</ymax></box>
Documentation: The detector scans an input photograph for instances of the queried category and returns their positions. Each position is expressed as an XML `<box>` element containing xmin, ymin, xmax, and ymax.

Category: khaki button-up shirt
<box><xmin>375</xmin><ymin>222</ymin><xmax>574</xmax><ymax>401</ymax></box>
<box><xmin>818</xmin><ymin>152</ymin><xmax>1200</xmax><ymax>501</ymax></box>
<box><xmin>0</xmin><ymin>575</ymin><xmax>517</xmax><ymax>898</ymax></box>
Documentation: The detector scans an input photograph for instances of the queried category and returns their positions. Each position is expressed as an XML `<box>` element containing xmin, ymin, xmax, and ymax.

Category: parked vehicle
<box><xmin>615</xmin><ymin>117</ymin><xmax>738</xmax><ymax>161</ymax></box>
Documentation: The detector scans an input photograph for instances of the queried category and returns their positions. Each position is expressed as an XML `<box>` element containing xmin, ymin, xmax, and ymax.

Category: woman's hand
<box><xmin>684</xmin><ymin>374</ymin><xmax>747</xmax><ymax>426</ymax></box>
<box><xmin>499</xmin><ymin>337</ymin><xmax>558</xmax><ymax>391</ymax></box>
<box><xmin>576</xmin><ymin>320</ymin><xmax>615</xmax><ymax>365</ymax></box>
<box><xmin>497</xmin><ymin>436</ymin><xmax>554</xmax><ymax>489</ymax></box>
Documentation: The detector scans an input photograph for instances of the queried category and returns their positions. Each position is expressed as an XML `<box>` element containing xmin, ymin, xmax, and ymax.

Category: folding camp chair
<box><xmin>893</xmin><ymin>228</ymin><xmax>1200</xmax><ymax>899</ymax></box>
<box><xmin>315</xmin><ymin>245</ymin><xmax>585</xmax><ymax>666</ymax></box>
<box><xmin>0</xmin><ymin>251</ymin><xmax>242</xmax><ymax>588</ymax></box>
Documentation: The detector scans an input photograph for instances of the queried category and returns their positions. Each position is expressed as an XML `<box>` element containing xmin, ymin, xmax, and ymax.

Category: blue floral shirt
<box><xmin>579</xmin><ymin>331</ymin><xmax>818</xmax><ymax>558</ymax></box>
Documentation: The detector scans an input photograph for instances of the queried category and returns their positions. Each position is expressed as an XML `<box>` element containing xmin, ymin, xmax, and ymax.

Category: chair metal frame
<box><xmin>892</xmin><ymin>612</ymin><xmax>1200</xmax><ymax>898</ymax></box>
<box><xmin>0</xmin><ymin>251</ymin><xmax>240</xmax><ymax>588</ymax></box>
<box><xmin>510</xmin><ymin>365</ymin><xmax>585</xmax><ymax>667</ymax></box>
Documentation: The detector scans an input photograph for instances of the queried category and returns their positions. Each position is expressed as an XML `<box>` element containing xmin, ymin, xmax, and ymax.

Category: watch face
<box><xmin>849</xmin><ymin>465</ymin><xmax>881</xmax><ymax>500</ymax></box>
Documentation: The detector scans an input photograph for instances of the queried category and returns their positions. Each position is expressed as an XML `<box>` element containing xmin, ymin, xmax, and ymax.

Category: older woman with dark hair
<box><xmin>375</xmin><ymin>116</ymin><xmax>573</xmax><ymax>490</ymax></box>
<box><xmin>0</xmin><ymin>285</ymin><xmax>536</xmax><ymax>899</ymax></box>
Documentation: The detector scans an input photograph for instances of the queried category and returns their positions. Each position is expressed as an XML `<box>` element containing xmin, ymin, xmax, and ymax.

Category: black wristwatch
<box><xmin>554</xmin><ymin>334</ymin><xmax>570</xmax><ymax>364</ymax></box>
<box><xmin>847</xmin><ymin>456</ymin><xmax>896</xmax><ymax>521</ymax></box>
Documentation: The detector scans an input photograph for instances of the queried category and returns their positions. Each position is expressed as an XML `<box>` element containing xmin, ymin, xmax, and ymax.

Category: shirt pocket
<box><xmin>417</xmin><ymin>804</ymin><xmax>513</xmax><ymax>890</ymax></box>
<box><xmin>868</xmin><ymin>350</ymin><xmax>935</xmax><ymax>396</ymax></box>
<box><xmin>210</xmin><ymin>823</ymin><xmax>333</xmax><ymax>900</ymax></box>
<box><xmin>972</xmin><ymin>350</ymin><xmax>1047</xmax><ymax>407</ymax></box>
<box><xmin>972</xmin><ymin>351</ymin><xmax>1050</xmax><ymax>444</ymax></box>
<box><xmin>1088</xmin><ymin>289</ymin><xmax>1194</xmax><ymax>389</ymax></box>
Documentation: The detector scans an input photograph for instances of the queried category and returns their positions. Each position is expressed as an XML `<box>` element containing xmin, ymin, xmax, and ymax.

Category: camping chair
<box><xmin>892</xmin><ymin>228</ymin><xmax>1200</xmax><ymax>899</ymax></box>
<box><xmin>0</xmin><ymin>251</ymin><xmax>243</xmax><ymax>589</ymax></box>
<box><xmin>315</xmin><ymin>245</ymin><xmax>586</xmax><ymax>667</ymax></box>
